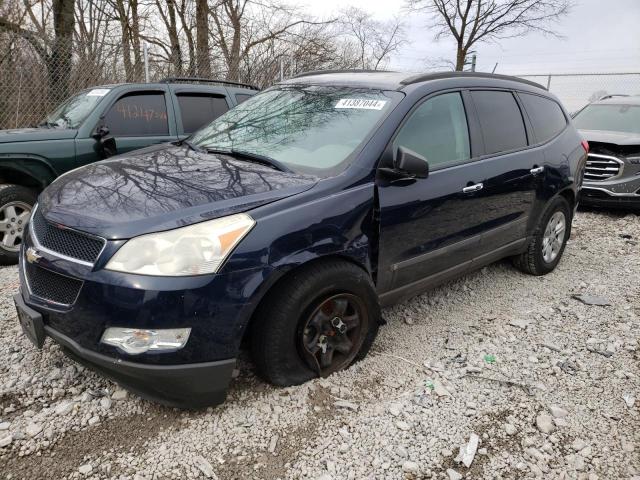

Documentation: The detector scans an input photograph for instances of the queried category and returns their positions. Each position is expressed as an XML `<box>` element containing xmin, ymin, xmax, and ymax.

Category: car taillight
<box><xmin>581</xmin><ymin>140</ymin><xmax>589</xmax><ymax>153</ymax></box>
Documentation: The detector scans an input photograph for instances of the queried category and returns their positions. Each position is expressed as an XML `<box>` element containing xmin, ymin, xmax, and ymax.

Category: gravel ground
<box><xmin>0</xmin><ymin>210</ymin><xmax>639</xmax><ymax>480</ymax></box>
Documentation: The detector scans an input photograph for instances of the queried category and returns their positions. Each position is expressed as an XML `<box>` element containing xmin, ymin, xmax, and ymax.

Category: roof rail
<box><xmin>598</xmin><ymin>94</ymin><xmax>630</xmax><ymax>101</ymax></box>
<box><xmin>158</xmin><ymin>77</ymin><xmax>259</xmax><ymax>90</ymax></box>
<box><xmin>400</xmin><ymin>71</ymin><xmax>547</xmax><ymax>90</ymax></box>
<box><xmin>291</xmin><ymin>69</ymin><xmax>396</xmax><ymax>79</ymax></box>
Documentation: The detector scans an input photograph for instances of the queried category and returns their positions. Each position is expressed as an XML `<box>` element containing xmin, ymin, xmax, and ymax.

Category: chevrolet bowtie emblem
<box><xmin>26</xmin><ymin>247</ymin><xmax>42</xmax><ymax>264</ymax></box>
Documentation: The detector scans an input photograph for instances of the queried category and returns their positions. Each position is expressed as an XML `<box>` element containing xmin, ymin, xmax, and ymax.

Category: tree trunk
<box><xmin>196</xmin><ymin>0</ymin><xmax>211</xmax><ymax>78</ymax></box>
<box><xmin>130</xmin><ymin>0</ymin><xmax>142</xmax><ymax>76</ymax></box>
<box><xmin>166</xmin><ymin>0</ymin><xmax>183</xmax><ymax>75</ymax></box>
<box><xmin>455</xmin><ymin>42</ymin><xmax>466</xmax><ymax>71</ymax></box>
<box><xmin>49</xmin><ymin>0</ymin><xmax>75</xmax><ymax>105</ymax></box>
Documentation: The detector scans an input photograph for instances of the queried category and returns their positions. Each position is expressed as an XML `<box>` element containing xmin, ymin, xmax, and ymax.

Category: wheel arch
<box><xmin>558</xmin><ymin>187</ymin><xmax>576</xmax><ymax>211</ymax></box>
<box><xmin>0</xmin><ymin>157</ymin><xmax>58</xmax><ymax>190</ymax></box>
<box><xmin>239</xmin><ymin>254</ymin><xmax>374</xmax><ymax>348</ymax></box>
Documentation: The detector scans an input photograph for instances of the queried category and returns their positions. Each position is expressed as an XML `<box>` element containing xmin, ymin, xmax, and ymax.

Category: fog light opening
<box><xmin>100</xmin><ymin>327</ymin><xmax>191</xmax><ymax>355</ymax></box>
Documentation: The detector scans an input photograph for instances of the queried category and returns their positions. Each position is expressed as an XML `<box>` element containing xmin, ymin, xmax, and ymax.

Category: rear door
<box><xmin>101</xmin><ymin>89</ymin><xmax>177</xmax><ymax>154</ymax></box>
<box><xmin>466</xmin><ymin>89</ymin><xmax>541</xmax><ymax>256</ymax></box>
<box><xmin>170</xmin><ymin>87</ymin><xmax>232</xmax><ymax>139</ymax></box>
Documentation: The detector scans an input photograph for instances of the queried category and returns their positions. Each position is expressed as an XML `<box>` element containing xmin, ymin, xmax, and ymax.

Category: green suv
<box><xmin>0</xmin><ymin>78</ymin><xmax>257</xmax><ymax>264</ymax></box>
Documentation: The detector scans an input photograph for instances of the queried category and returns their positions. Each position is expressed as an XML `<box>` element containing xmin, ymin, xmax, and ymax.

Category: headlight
<box><xmin>105</xmin><ymin>213</ymin><xmax>254</xmax><ymax>276</ymax></box>
<box><xmin>101</xmin><ymin>327</ymin><xmax>191</xmax><ymax>354</ymax></box>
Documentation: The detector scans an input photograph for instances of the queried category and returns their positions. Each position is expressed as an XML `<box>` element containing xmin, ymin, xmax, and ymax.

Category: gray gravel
<box><xmin>1</xmin><ymin>210</ymin><xmax>639</xmax><ymax>479</ymax></box>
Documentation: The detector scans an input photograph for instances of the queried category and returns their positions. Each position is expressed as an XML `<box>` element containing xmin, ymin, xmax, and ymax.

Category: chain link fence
<box><xmin>515</xmin><ymin>73</ymin><xmax>640</xmax><ymax>113</ymax></box>
<box><xmin>2</xmin><ymin>38</ymin><xmax>639</xmax><ymax>131</ymax></box>
<box><xmin>0</xmin><ymin>38</ymin><xmax>295</xmax><ymax>130</ymax></box>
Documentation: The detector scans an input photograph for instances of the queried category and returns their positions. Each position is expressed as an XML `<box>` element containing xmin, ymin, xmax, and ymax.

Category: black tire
<box><xmin>250</xmin><ymin>259</ymin><xmax>381</xmax><ymax>387</ymax></box>
<box><xmin>0</xmin><ymin>184</ymin><xmax>37</xmax><ymax>266</ymax></box>
<box><xmin>513</xmin><ymin>196</ymin><xmax>572</xmax><ymax>276</ymax></box>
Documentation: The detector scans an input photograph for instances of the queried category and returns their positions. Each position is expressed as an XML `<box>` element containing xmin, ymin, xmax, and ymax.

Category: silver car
<box><xmin>573</xmin><ymin>95</ymin><xmax>640</xmax><ymax>209</ymax></box>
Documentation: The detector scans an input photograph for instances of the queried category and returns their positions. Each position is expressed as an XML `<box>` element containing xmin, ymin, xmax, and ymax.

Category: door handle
<box><xmin>462</xmin><ymin>183</ymin><xmax>483</xmax><ymax>193</ymax></box>
<box><xmin>530</xmin><ymin>166</ymin><xmax>545</xmax><ymax>175</ymax></box>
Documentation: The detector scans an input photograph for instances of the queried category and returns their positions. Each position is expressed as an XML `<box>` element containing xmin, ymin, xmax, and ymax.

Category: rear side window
<box><xmin>393</xmin><ymin>92</ymin><xmax>470</xmax><ymax>169</ymax></box>
<box><xmin>471</xmin><ymin>90</ymin><xmax>527</xmax><ymax>155</ymax></box>
<box><xmin>104</xmin><ymin>92</ymin><xmax>169</xmax><ymax>136</ymax></box>
<box><xmin>520</xmin><ymin>93</ymin><xmax>567</xmax><ymax>143</ymax></box>
<box><xmin>235</xmin><ymin>94</ymin><xmax>252</xmax><ymax>104</ymax></box>
<box><xmin>177</xmin><ymin>94</ymin><xmax>230</xmax><ymax>134</ymax></box>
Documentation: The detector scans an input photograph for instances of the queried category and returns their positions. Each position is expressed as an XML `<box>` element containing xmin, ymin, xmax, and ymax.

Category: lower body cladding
<box><xmin>15</xmin><ymin>251</ymin><xmax>265</xmax><ymax>408</ymax></box>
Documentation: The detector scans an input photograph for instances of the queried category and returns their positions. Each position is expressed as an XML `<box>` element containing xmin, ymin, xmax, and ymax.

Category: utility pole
<box><xmin>143</xmin><ymin>43</ymin><xmax>150</xmax><ymax>83</ymax></box>
<box><xmin>464</xmin><ymin>51</ymin><xmax>477</xmax><ymax>72</ymax></box>
<box><xmin>279</xmin><ymin>58</ymin><xmax>284</xmax><ymax>81</ymax></box>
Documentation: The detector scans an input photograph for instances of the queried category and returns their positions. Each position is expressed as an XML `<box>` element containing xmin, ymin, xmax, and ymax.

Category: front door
<box><xmin>376</xmin><ymin>91</ymin><xmax>485</xmax><ymax>299</ymax></box>
<box><xmin>103</xmin><ymin>90</ymin><xmax>177</xmax><ymax>154</ymax></box>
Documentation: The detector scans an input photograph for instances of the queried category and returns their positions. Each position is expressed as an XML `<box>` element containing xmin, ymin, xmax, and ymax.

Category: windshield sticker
<box><xmin>86</xmin><ymin>89</ymin><xmax>110</xmax><ymax>97</ymax></box>
<box><xmin>335</xmin><ymin>99</ymin><xmax>387</xmax><ymax>110</ymax></box>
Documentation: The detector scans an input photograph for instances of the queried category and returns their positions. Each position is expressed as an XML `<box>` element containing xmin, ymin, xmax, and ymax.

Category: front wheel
<box><xmin>0</xmin><ymin>185</ymin><xmax>37</xmax><ymax>265</ymax></box>
<box><xmin>513</xmin><ymin>196</ymin><xmax>572</xmax><ymax>276</ymax></box>
<box><xmin>250</xmin><ymin>260</ymin><xmax>380</xmax><ymax>387</ymax></box>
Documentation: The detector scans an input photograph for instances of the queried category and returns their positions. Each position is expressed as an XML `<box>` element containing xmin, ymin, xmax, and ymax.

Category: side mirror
<box><xmin>394</xmin><ymin>146</ymin><xmax>429</xmax><ymax>179</ymax></box>
<box><xmin>93</xmin><ymin>125</ymin><xmax>117</xmax><ymax>159</ymax></box>
<box><xmin>92</xmin><ymin>125</ymin><xmax>110</xmax><ymax>139</ymax></box>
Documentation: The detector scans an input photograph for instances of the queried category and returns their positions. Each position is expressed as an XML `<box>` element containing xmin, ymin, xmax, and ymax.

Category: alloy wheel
<box><xmin>299</xmin><ymin>293</ymin><xmax>367</xmax><ymax>377</ymax></box>
<box><xmin>0</xmin><ymin>202</ymin><xmax>31</xmax><ymax>252</ymax></box>
<box><xmin>542</xmin><ymin>211</ymin><xmax>566</xmax><ymax>263</ymax></box>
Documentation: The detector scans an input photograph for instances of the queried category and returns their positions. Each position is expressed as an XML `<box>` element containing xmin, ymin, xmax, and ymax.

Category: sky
<box><xmin>304</xmin><ymin>0</ymin><xmax>640</xmax><ymax>75</ymax></box>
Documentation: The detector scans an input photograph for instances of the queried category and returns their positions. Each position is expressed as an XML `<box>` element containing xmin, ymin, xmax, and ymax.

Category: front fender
<box><xmin>0</xmin><ymin>154</ymin><xmax>59</xmax><ymax>188</ymax></box>
<box><xmin>221</xmin><ymin>182</ymin><xmax>378</xmax><ymax>345</ymax></box>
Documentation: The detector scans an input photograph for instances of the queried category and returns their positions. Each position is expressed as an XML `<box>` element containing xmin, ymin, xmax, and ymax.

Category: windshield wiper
<box><xmin>206</xmin><ymin>148</ymin><xmax>293</xmax><ymax>173</ymax></box>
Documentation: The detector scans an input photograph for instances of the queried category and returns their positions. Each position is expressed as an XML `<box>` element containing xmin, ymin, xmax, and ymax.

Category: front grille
<box><xmin>31</xmin><ymin>207</ymin><xmax>105</xmax><ymax>264</ymax></box>
<box><xmin>24</xmin><ymin>261</ymin><xmax>83</xmax><ymax>306</ymax></box>
<box><xmin>584</xmin><ymin>153</ymin><xmax>623</xmax><ymax>181</ymax></box>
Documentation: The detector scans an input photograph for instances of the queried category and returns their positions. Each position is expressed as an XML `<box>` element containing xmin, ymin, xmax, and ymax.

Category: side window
<box><xmin>235</xmin><ymin>93</ymin><xmax>253</xmax><ymax>104</ymax></box>
<box><xmin>393</xmin><ymin>92</ymin><xmax>470</xmax><ymax>169</ymax></box>
<box><xmin>177</xmin><ymin>94</ymin><xmax>230</xmax><ymax>134</ymax></box>
<box><xmin>104</xmin><ymin>92</ymin><xmax>169</xmax><ymax>136</ymax></box>
<box><xmin>470</xmin><ymin>90</ymin><xmax>528</xmax><ymax>155</ymax></box>
<box><xmin>519</xmin><ymin>93</ymin><xmax>567</xmax><ymax>143</ymax></box>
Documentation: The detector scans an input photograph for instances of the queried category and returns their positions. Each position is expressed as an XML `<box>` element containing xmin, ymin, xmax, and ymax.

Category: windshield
<box><xmin>191</xmin><ymin>86</ymin><xmax>400</xmax><ymax>176</ymax></box>
<box><xmin>573</xmin><ymin>104</ymin><xmax>640</xmax><ymax>134</ymax></box>
<box><xmin>41</xmin><ymin>88</ymin><xmax>110</xmax><ymax>129</ymax></box>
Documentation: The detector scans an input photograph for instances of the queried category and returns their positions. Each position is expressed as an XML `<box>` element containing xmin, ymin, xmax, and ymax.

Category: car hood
<box><xmin>0</xmin><ymin>127</ymin><xmax>78</xmax><ymax>143</ymax></box>
<box><xmin>39</xmin><ymin>145</ymin><xmax>318</xmax><ymax>239</ymax></box>
<box><xmin>579</xmin><ymin>129</ymin><xmax>640</xmax><ymax>146</ymax></box>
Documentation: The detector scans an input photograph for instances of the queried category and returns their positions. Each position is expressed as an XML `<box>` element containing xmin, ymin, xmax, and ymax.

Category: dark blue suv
<box><xmin>13</xmin><ymin>71</ymin><xmax>587</xmax><ymax>407</ymax></box>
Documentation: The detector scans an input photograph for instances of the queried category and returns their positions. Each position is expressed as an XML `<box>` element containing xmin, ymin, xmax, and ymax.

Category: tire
<box><xmin>513</xmin><ymin>196</ymin><xmax>572</xmax><ymax>276</ymax></box>
<box><xmin>0</xmin><ymin>185</ymin><xmax>37</xmax><ymax>265</ymax></box>
<box><xmin>250</xmin><ymin>259</ymin><xmax>381</xmax><ymax>387</ymax></box>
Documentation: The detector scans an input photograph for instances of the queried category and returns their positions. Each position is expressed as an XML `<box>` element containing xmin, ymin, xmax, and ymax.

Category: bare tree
<box><xmin>195</xmin><ymin>0</ymin><xmax>211</xmax><ymax>77</ymax></box>
<box><xmin>0</xmin><ymin>0</ymin><xmax>75</xmax><ymax>102</ymax></box>
<box><xmin>408</xmin><ymin>0</ymin><xmax>571</xmax><ymax>71</ymax></box>
<box><xmin>340</xmin><ymin>7</ymin><xmax>406</xmax><ymax>70</ymax></box>
<box><xmin>211</xmin><ymin>0</ymin><xmax>332</xmax><ymax>82</ymax></box>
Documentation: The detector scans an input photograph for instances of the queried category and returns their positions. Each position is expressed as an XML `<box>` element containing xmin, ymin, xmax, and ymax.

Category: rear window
<box><xmin>520</xmin><ymin>93</ymin><xmax>567</xmax><ymax>143</ymax></box>
<box><xmin>177</xmin><ymin>94</ymin><xmax>229</xmax><ymax>134</ymax></box>
<box><xmin>471</xmin><ymin>90</ymin><xmax>528</xmax><ymax>155</ymax></box>
<box><xmin>573</xmin><ymin>104</ymin><xmax>640</xmax><ymax>135</ymax></box>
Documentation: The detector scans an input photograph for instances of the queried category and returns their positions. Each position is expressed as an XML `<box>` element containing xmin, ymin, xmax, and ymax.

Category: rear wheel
<box><xmin>250</xmin><ymin>260</ymin><xmax>380</xmax><ymax>386</ymax></box>
<box><xmin>513</xmin><ymin>196</ymin><xmax>571</xmax><ymax>276</ymax></box>
<box><xmin>0</xmin><ymin>185</ymin><xmax>37</xmax><ymax>265</ymax></box>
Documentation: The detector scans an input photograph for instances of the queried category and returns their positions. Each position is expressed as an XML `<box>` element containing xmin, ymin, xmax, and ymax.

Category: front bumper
<box><xmin>16</xmin><ymin>227</ymin><xmax>270</xmax><ymax>407</ymax></box>
<box><xmin>15</xmin><ymin>291</ymin><xmax>236</xmax><ymax>408</ymax></box>
<box><xmin>580</xmin><ymin>186</ymin><xmax>640</xmax><ymax>209</ymax></box>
